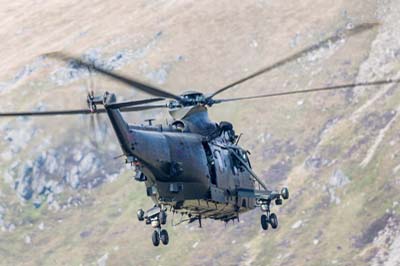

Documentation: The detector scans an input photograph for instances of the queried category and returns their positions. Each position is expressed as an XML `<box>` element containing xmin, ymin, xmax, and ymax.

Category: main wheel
<box><xmin>269</xmin><ymin>213</ymin><xmax>278</xmax><ymax>229</ymax></box>
<box><xmin>159</xmin><ymin>210</ymin><xmax>167</xmax><ymax>225</ymax></box>
<box><xmin>137</xmin><ymin>209</ymin><xmax>144</xmax><ymax>221</ymax></box>
<box><xmin>160</xmin><ymin>229</ymin><xmax>169</xmax><ymax>245</ymax></box>
<box><xmin>261</xmin><ymin>214</ymin><xmax>269</xmax><ymax>230</ymax></box>
<box><xmin>152</xmin><ymin>231</ymin><xmax>160</xmax><ymax>247</ymax></box>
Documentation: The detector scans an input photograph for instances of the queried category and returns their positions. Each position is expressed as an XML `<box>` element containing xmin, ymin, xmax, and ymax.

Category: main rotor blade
<box><xmin>106</xmin><ymin>97</ymin><xmax>165</xmax><ymax>109</ymax></box>
<box><xmin>45</xmin><ymin>52</ymin><xmax>183</xmax><ymax>101</ymax></box>
<box><xmin>0</xmin><ymin>109</ymin><xmax>103</xmax><ymax>117</ymax></box>
<box><xmin>208</xmin><ymin>22</ymin><xmax>379</xmax><ymax>99</ymax></box>
<box><xmin>212</xmin><ymin>79</ymin><xmax>400</xmax><ymax>104</ymax></box>
<box><xmin>0</xmin><ymin>104</ymin><xmax>167</xmax><ymax>117</ymax></box>
<box><xmin>120</xmin><ymin>104</ymin><xmax>168</xmax><ymax>112</ymax></box>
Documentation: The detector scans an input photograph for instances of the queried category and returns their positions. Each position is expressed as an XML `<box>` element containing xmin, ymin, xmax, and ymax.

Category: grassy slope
<box><xmin>1</xmin><ymin>0</ymin><xmax>400</xmax><ymax>265</ymax></box>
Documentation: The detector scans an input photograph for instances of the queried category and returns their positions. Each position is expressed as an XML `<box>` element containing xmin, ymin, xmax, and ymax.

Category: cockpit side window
<box><xmin>230</xmin><ymin>148</ymin><xmax>251</xmax><ymax>174</ymax></box>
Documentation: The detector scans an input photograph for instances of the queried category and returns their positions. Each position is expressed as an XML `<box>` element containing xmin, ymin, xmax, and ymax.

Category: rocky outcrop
<box><xmin>9</xmin><ymin>142</ymin><xmax>124</xmax><ymax>207</ymax></box>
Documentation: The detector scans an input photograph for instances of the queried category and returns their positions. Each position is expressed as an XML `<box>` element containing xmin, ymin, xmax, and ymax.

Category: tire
<box><xmin>137</xmin><ymin>209</ymin><xmax>144</xmax><ymax>221</ymax></box>
<box><xmin>275</xmin><ymin>198</ymin><xmax>283</xmax><ymax>205</ymax></box>
<box><xmin>261</xmin><ymin>214</ymin><xmax>268</xmax><ymax>230</ymax></box>
<box><xmin>160</xmin><ymin>229</ymin><xmax>169</xmax><ymax>245</ymax></box>
<box><xmin>159</xmin><ymin>210</ymin><xmax>167</xmax><ymax>225</ymax></box>
<box><xmin>281</xmin><ymin>187</ymin><xmax>289</xmax><ymax>200</ymax></box>
<box><xmin>269</xmin><ymin>213</ymin><xmax>278</xmax><ymax>229</ymax></box>
<box><xmin>152</xmin><ymin>231</ymin><xmax>160</xmax><ymax>247</ymax></box>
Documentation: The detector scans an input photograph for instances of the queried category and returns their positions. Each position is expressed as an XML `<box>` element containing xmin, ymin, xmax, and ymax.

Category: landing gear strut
<box><xmin>137</xmin><ymin>206</ymin><xmax>170</xmax><ymax>247</ymax></box>
<box><xmin>258</xmin><ymin>187</ymin><xmax>288</xmax><ymax>231</ymax></box>
<box><xmin>259</xmin><ymin>202</ymin><xmax>279</xmax><ymax>230</ymax></box>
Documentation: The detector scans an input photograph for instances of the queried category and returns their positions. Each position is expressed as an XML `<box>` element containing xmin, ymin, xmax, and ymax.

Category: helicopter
<box><xmin>1</xmin><ymin>22</ymin><xmax>400</xmax><ymax>247</ymax></box>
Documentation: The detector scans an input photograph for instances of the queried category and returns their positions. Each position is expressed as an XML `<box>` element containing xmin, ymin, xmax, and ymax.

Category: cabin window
<box><xmin>214</xmin><ymin>150</ymin><xmax>225</xmax><ymax>173</ymax></box>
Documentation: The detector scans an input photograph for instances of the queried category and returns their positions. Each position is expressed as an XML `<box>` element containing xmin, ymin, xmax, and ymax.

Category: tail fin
<box><xmin>104</xmin><ymin>92</ymin><xmax>131</xmax><ymax>155</ymax></box>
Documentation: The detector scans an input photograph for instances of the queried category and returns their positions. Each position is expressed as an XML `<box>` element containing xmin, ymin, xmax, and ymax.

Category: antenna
<box><xmin>235</xmin><ymin>133</ymin><xmax>243</xmax><ymax>145</ymax></box>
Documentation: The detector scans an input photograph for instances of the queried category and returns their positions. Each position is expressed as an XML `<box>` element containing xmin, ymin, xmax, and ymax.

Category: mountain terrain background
<box><xmin>0</xmin><ymin>0</ymin><xmax>400</xmax><ymax>265</ymax></box>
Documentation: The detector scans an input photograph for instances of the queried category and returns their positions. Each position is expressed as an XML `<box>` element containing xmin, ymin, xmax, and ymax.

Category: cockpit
<box><xmin>180</xmin><ymin>91</ymin><xmax>206</xmax><ymax>106</ymax></box>
<box><xmin>219</xmin><ymin>121</ymin><xmax>237</xmax><ymax>143</ymax></box>
<box><xmin>230</xmin><ymin>147</ymin><xmax>252</xmax><ymax>175</ymax></box>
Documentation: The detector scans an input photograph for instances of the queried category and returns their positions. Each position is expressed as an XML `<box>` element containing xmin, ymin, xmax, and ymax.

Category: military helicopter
<box><xmin>1</xmin><ymin>22</ymin><xmax>399</xmax><ymax>247</ymax></box>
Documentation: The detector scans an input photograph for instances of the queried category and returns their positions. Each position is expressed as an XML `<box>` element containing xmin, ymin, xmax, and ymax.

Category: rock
<box><xmin>33</xmin><ymin>198</ymin><xmax>42</xmax><ymax>209</ymax></box>
<box><xmin>97</xmin><ymin>253</ymin><xmax>109</xmax><ymax>266</ymax></box>
<box><xmin>250</xmin><ymin>39</ymin><xmax>258</xmax><ymax>48</ymax></box>
<box><xmin>16</xmin><ymin>163</ymin><xmax>34</xmax><ymax>200</ymax></box>
<box><xmin>329</xmin><ymin>169</ymin><xmax>350</xmax><ymax>188</ymax></box>
<box><xmin>192</xmin><ymin>241</ymin><xmax>199</xmax><ymax>248</ymax></box>
<box><xmin>38</xmin><ymin>222</ymin><xmax>44</xmax><ymax>231</ymax></box>
<box><xmin>8</xmin><ymin>223</ymin><xmax>16</xmax><ymax>232</ymax></box>
<box><xmin>4</xmin><ymin>170</ymin><xmax>14</xmax><ymax>184</ymax></box>
<box><xmin>145</xmin><ymin>63</ymin><xmax>171</xmax><ymax>85</ymax></box>
<box><xmin>73</xmin><ymin>150</ymin><xmax>83</xmax><ymax>162</ymax></box>
<box><xmin>290</xmin><ymin>32</ymin><xmax>301</xmax><ymax>48</ymax></box>
<box><xmin>79</xmin><ymin>152</ymin><xmax>97</xmax><ymax>175</ymax></box>
<box><xmin>66</xmin><ymin>166</ymin><xmax>81</xmax><ymax>189</ymax></box>
<box><xmin>305</xmin><ymin>156</ymin><xmax>331</xmax><ymax>170</ymax></box>
<box><xmin>80</xmin><ymin>231</ymin><xmax>91</xmax><ymax>238</ymax></box>
<box><xmin>328</xmin><ymin>188</ymin><xmax>341</xmax><ymax>205</ymax></box>
<box><xmin>292</xmin><ymin>220</ymin><xmax>303</xmax><ymax>229</ymax></box>
<box><xmin>24</xmin><ymin>235</ymin><xmax>32</xmax><ymax>245</ymax></box>
<box><xmin>8</xmin><ymin>135</ymin><xmax>121</xmax><ymax>207</ymax></box>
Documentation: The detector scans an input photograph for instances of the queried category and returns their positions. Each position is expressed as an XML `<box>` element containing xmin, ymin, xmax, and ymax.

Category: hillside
<box><xmin>1</xmin><ymin>1</ymin><xmax>400</xmax><ymax>265</ymax></box>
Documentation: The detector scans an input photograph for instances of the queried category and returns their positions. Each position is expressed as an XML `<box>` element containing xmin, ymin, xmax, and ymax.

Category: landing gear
<box><xmin>160</xmin><ymin>229</ymin><xmax>169</xmax><ymax>245</ymax></box>
<box><xmin>138</xmin><ymin>205</ymin><xmax>170</xmax><ymax>247</ymax></box>
<box><xmin>159</xmin><ymin>210</ymin><xmax>167</xmax><ymax>225</ymax></box>
<box><xmin>281</xmin><ymin>187</ymin><xmax>289</xmax><ymax>200</ymax></box>
<box><xmin>152</xmin><ymin>230</ymin><xmax>160</xmax><ymax>246</ymax></box>
<box><xmin>269</xmin><ymin>213</ymin><xmax>278</xmax><ymax>229</ymax></box>
<box><xmin>137</xmin><ymin>209</ymin><xmax>144</xmax><ymax>221</ymax></box>
<box><xmin>261</xmin><ymin>214</ymin><xmax>269</xmax><ymax>230</ymax></box>
<box><xmin>259</xmin><ymin>201</ymin><xmax>279</xmax><ymax>230</ymax></box>
<box><xmin>260</xmin><ymin>212</ymin><xmax>278</xmax><ymax>230</ymax></box>
<box><xmin>151</xmin><ymin>228</ymin><xmax>169</xmax><ymax>246</ymax></box>
<box><xmin>258</xmin><ymin>187</ymin><xmax>288</xmax><ymax>231</ymax></box>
